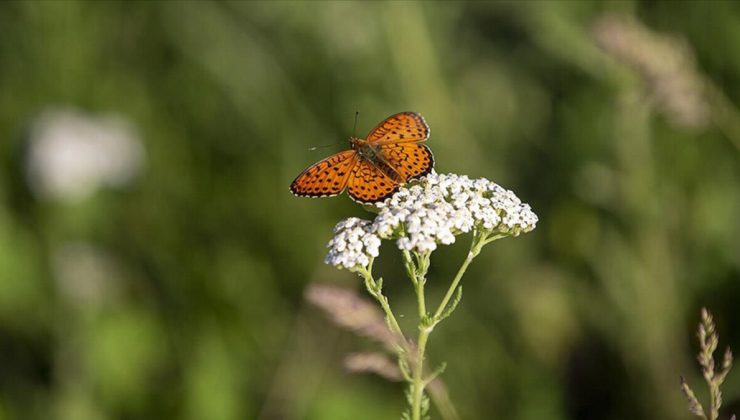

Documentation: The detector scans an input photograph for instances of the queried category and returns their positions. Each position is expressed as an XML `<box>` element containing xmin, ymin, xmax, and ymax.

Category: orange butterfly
<box><xmin>290</xmin><ymin>112</ymin><xmax>434</xmax><ymax>204</ymax></box>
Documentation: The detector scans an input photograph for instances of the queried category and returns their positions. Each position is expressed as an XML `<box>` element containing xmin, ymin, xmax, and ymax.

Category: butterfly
<box><xmin>290</xmin><ymin>112</ymin><xmax>434</xmax><ymax>204</ymax></box>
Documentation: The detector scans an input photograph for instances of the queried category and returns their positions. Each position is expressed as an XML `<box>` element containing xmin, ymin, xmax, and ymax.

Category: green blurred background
<box><xmin>1</xmin><ymin>1</ymin><xmax>739</xmax><ymax>419</ymax></box>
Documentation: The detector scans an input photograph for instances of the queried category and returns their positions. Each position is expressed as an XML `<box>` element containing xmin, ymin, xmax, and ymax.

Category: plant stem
<box><xmin>406</xmin><ymin>231</ymin><xmax>505</xmax><ymax>419</ymax></box>
<box><xmin>411</xmin><ymin>323</ymin><xmax>431</xmax><ymax>420</ymax></box>
<box><xmin>417</xmin><ymin>279</ymin><xmax>427</xmax><ymax>322</ymax></box>
<box><xmin>407</xmin><ymin>251</ymin><xmax>431</xmax><ymax>420</ymax></box>
<box><xmin>433</xmin><ymin>231</ymin><xmax>504</xmax><ymax>320</ymax></box>
<box><xmin>409</xmin><ymin>232</ymin><xmax>497</xmax><ymax>419</ymax></box>
<box><xmin>360</xmin><ymin>269</ymin><xmax>406</xmax><ymax>349</ymax></box>
<box><xmin>416</xmin><ymin>254</ymin><xmax>429</xmax><ymax>319</ymax></box>
<box><xmin>432</xmin><ymin>253</ymin><xmax>472</xmax><ymax>321</ymax></box>
<box><xmin>432</xmin><ymin>242</ymin><xmax>478</xmax><ymax>321</ymax></box>
<box><xmin>403</xmin><ymin>250</ymin><xmax>418</xmax><ymax>286</ymax></box>
<box><xmin>378</xmin><ymin>289</ymin><xmax>405</xmax><ymax>340</ymax></box>
<box><xmin>709</xmin><ymin>382</ymin><xmax>719</xmax><ymax>420</ymax></box>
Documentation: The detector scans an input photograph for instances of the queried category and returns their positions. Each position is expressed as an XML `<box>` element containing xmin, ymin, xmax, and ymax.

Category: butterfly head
<box><xmin>350</xmin><ymin>138</ymin><xmax>381</xmax><ymax>162</ymax></box>
<box><xmin>349</xmin><ymin>137</ymin><xmax>364</xmax><ymax>150</ymax></box>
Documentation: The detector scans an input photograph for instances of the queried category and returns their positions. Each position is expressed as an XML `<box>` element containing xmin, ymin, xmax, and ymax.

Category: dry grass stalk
<box><xmin>592</xmin><ymin>13</ymin><xmax>710</xmax><ymax>129</ymax></box>
<box><xmin>681</xmin><ymin>308</ymin><xmax>735</xmax><ymax>420</ymax></box>
<box><xmin>305</xmin><ymin>283</ymin><xmax>398</xmax><ymax>351</ymax></box>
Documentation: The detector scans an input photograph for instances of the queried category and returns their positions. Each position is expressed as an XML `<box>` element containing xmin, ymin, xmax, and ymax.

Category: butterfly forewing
<box><xmin>365</xmin><ymin>112</ymin><xmax>430</xmax><ymax>145</ymax></box>
<box><xmin>290</xmin><ymin>150</ymin><xmax>357</xmax><ymax>197</ymax></box>
<box><xmin>347</xmin><ymin>159</ymin><xmax>399</xmax><ymax>203</ymax></box>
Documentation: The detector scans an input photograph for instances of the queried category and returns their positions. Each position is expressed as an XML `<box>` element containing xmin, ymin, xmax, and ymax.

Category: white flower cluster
<box><xmin>325</xmin><ymin>173</ymin><xmax>538</xmax><ymax>271</ymax></box>
<box><xmin>325</xmin><ymin>218</ymin><xmax>381</xmax><ymax>270</ymax></box>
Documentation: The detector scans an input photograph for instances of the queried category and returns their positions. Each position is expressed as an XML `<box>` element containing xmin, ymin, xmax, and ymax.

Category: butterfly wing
<box><xmin>290</xmin><ymin>150</ymin><xmax>357</xmax><ymax>197</ymax></box>
<box><xmin>378</xmin><ymin>143</ymin><xmax>434</xmax><ymax>182</ymax></box>
<box><xmin>291</xmin><ymin>112</ymin><xmax>432</xmax><ymax>203</ymax></box>
<box><xmin>346</xmin><ymin>158</ymin><xmax>399</xmax><ymax>204</ymax></box>
<box><xmin>365</xmin><ymin>112</ymin><xmax>430</xmax><ymax>145</ymax></box>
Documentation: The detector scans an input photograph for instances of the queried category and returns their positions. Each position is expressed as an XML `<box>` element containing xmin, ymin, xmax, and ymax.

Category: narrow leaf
<box><xmin>437</xmin><ymin>285</ymin><xmax>463</xmax><ymax>322</ymax></box>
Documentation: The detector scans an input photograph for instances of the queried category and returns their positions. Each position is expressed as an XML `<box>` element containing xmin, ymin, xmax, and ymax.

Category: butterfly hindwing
<box><xmin>365</xmin><ymin>112</ymin><xmax>430</xmax><ymax>145</ymax></box>
<box><xmin>378</xmin><ymin>143</ymin><xmax>434</xmax><ymax>182</ymax></box>
<box><xmin>347</xmin><ymin>159</ymin><xmax>399</xmax><ymax>203</ymax></box>
<box><xmin>290</xmin><ymin>150</ymin><xmax>356</xmax><ymax>197</ymax></box>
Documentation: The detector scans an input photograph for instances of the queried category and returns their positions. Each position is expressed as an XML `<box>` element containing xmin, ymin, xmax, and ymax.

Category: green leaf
<box><xmin>421</xmin><ymin>392</ymin><xmax>431</xmax><ymax>419</ymax></box>
<box><xmin>424</xmin><ymin>362</ymin><xmax>447</xmax><ymax>385</ymax></box>
<box><xmin>437</xmin><ymin>285</ymin><xmax>463</xmax><ymax>322</ymax></box>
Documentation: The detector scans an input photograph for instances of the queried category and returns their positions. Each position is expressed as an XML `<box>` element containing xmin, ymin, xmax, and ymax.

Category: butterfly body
<box><xmin>290</xmin><ymin>112</ymin><xmax>434</xmax><ymax>204</ymax></box>
<box><xmin>350</xmin><ymin>137</ymin><xmax>374</xmax><ymax>157</ymax></box>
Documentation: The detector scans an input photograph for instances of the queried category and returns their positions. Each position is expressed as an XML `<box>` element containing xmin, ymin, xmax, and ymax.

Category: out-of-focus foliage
<box><xmin>0</xmin><ymin>1</ymin><xmax>738</xmax><ymax>419</ymax></box>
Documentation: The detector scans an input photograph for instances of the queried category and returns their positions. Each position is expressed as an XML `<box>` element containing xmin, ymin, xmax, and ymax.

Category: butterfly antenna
<box><xmin>352</xmin><ymin>110</ymin><xmax>360</xmax><ymax>138</ymax></box>
<box><xmin>308</xmin><ymin>113</ymin><xmax>360</xmax><ymax>151</ymax></box>
<box><xmin>308</xmin><ymin>144</ymin><xmax>335</xmax><ymax>151</ymax></box>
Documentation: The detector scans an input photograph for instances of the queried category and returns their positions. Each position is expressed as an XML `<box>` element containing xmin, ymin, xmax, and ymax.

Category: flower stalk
<box><xmin>358</xmin><ymin>265</ymin><xmax>407</xmax><ymax>352</ymax></box>
<box><xmin>321</xmin><ymin>172</ymin><xmax>538</xmax><ymax>419</ymax></box>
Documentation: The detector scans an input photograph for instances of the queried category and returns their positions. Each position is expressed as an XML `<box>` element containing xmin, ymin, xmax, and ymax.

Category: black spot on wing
<box><xmin>408</xmin><ymin>144</ymin><xmax>434</xmax><ymax>181</ymax></box>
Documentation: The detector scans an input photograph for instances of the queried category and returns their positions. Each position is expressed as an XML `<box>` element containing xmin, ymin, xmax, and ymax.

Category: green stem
<box><xmin>411</xmin><ymin>323</ymin><xmax>431</xmax><ymax>420</ymax></box>
<box><xmin>416</xmin><ymin>253</ymin><xmax>429</xmax><ymax>319</ymax></box>
<box><xmin>432</xmin><ymin>253</ymin><xmax>472</xmax><ymax>321</ymax></box>
<box><xmin>417</xmin><ymin>276</ymin><xmax>427</xmax><ymax>321</ymax></box>
<box><xmin>410</xmin><ymin>232</ymin><xmax>498</xmax><ymax>419</ymax></box>
<box><xmin>406</xmin><ymin>251</ymin><xmax>431</xmax><ymax>420</ymax></box>
<box><xmin>403</xmin><ymin>250</ymin><xmax>418</xmax><ymax>286</ymax></box>
<box><xmin>411</xmin><ymin>253</ymin><xmax>434</xmax><ymax>420</ymax></box>
<box><xmin>360</xmin><ymin>268</ymin><xmax>406</xmax><ymax>349</ymax></box>
<box><xmin>406</xmin><ymin>231</ymin><xmax>505</xmax><ymax>419</ymax></box>
<box><xmin>432</xmin><ymin>231</ymin><xmax>505</xmax><ymax>320</ymax></box>
<box><xmin>432</xmin><ymin>242</ymin><xmax>478</xmax><ymax>321</ymax></box>
<box><xmin>378</xmin><ymin>290</ymin><xmax>405</xmax><ymax>340</ymax></box>
<box><xmin>481</xmin><ymin>233</ymin><xmax>507</xmax><ymax>247</ymax></box>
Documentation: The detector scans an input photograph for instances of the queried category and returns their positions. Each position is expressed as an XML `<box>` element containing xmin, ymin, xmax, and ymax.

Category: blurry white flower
<box><xmin>26</xmin><ymin>108</ymin><xmax>145</xmax><ymax>202</ymax></box>
<box><xmin>325</xmin><ymin>217</ymin><xmax>381</xmax><ymax>271</ymax></box>
<box><xmin>324</xmin><ymin>172</ymin><xmax>538</xmax><ymax>267</ymax></box>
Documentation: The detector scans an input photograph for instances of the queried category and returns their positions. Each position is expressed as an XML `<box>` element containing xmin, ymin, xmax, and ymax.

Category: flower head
<box><xmin>374</xmin><ymin>172</ymin><xmax>537</xmax><ymax>252</ymax></box>
<box><xmin>324</xmin><ymin>172</ymin><xmax>538</xmax><ymax>269</ymax></box>
<box><xmin>325</xmin><ymin>217</ymin><xmax>381</xmax><ymax>271</ymax></box>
